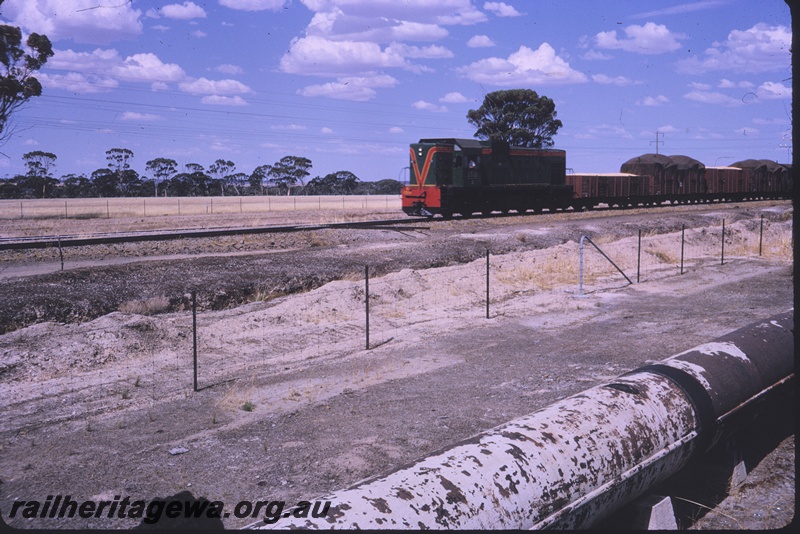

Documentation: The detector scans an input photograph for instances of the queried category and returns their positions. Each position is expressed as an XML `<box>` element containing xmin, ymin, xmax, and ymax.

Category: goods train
<box><xmin>401</xmin><ymin>138</ymin><xmax>792</xmax><ymax>218</ymax></box>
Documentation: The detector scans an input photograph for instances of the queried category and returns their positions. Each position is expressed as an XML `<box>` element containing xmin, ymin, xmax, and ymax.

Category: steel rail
<box><xmin>0</xmin><ymin>218</ymin><xmax>429</xmax><ymax>251</ymax></box>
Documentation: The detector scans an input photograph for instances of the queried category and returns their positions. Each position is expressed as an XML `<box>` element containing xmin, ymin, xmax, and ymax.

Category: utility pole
<box><xmin>650</xmin><ymin>131</ymin><xmax>663</xmax><ymax>154</ymax></box>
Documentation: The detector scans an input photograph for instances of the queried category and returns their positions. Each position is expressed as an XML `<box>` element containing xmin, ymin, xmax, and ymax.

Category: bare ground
<box><xmin>0</xmin><ymin>201</ymin><xmax>794</xmax><ymax>530</ymax></box>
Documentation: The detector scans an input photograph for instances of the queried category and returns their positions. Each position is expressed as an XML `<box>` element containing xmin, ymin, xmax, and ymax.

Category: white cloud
<box><xmin>592</xmin><ymin>74</ymin><xmax>639</xmax><ymax>86</ymax></box>
<box><xmin>630</xmin><ymin>1</ymin><xmax>727</xmax><ymax>19</ymax></box>
<box><xmin>756</xmin><ymin>82</ymin><xmax>791</xmax><ymax>100</ymax></box>
<box><xmin>596</xmin><ymin>22</ymin><xmax>684</xmax><ymax>55</ymax></box>
<box><xmin>201</xmin><ymin>95</ymin><xmax>248</xmax><ymax>106</ymax></box>
<box><xmin>440</xmin><ymin>92</ymin><xmax>469</xmax><ymax>103</ymax></box>
<box><xmin>683</xmin><ymin>90</ymin><xmax>741</xmax><ymax>106</ymax></box>
<box><xmin>637</xmin><ymin>95</ymin><xmax>669</xmax><ymax>106</ymax></box>
<box><xmin>581</xmin><ymin>50</ymin><xmax>613</xmax><ymax>61</ymax></box>
<box><xmin>121</xmin><ymin>112</ymin><xmax>161</xmax><ymax>121</ymax></box>
<box><xmin>389</xmin><ymin>126</ymin><xmax>405</xmax><ymax>134</ymax></box>
<box><xmin>191</xmin><ymin>30</ymin><xmax>207</xmax><ymax>38</ymax></box>
<box><xmin>219</xmin><ymin>0</ymin><xmax>288</xmax><ymax>11</ymax></box>
<box><xmin>386</xmin><ymin>43</ymin><xmax>453</xmax><ymax>59</ymax></box>
<box><xmin>297</xmin><ymin>74</ymin><xmax>398</xmax><ymax>101</ymax></box>
<box><xmin>457</xmin><ymin>43</ymin><xmax>588</xmax><ymax>86</ymax></box>
<box><xmin>677</xmin><ymin>24</ymin><xmax>791</xmax><ymax>74</ymax></box>
<box><xmin>160</xmin><ymin>2</ymin><xmax>207</xmax><ymax>19</ymax></box>
<box><xmin>413</xmin><ymin>100</ymin><xmax>448</xmax><ymax>112</ymax></box>
<box><xmin>467</xmin><ymin>35</ymin><xmax>495</xmax><ymax>48</ymax></box>
<box><xmin>484</xmin><ymin>2</ymin><xmax>522</xmax><ymax>17</ymax></box>
<box><xmin>689</xmin><ymin>82</ymin><xmax>712</xmax><ymax>90</ymax></box>
<box><xmin>321</xmin><ymin>127</ymin><xmax>334</xmax><ymax>134</ymax></box>
<box><xmin>39</xmin><ymin>72</ymin><xmax>118</xmax><ymax>93</ymax></box>
<box><xmin>280</xmin><ymin>36</ymin><xmax>410</xmax><ymax>76</ymax></box>
<box><xmin>44</xmin><ymin>48</ymin><xmax>185</xmax><ymax>92</ymax></box>
<box><xmin>213</xmin><ymin>64</ymin><xmax>245</xmax><ymax>75</ymax></box>
<box><xmin>573</xmin><ymin>124</ymin><xmax>632</xmax><ymax>140</ymax></box>
<box><xmin>1</xmin><ymin>0</ymin><xmax>142</xmax><ymax>44</ymax></box>
<box><xmin>179</xmin><ymin>78</ymin><xmax>253</xmax><ymax>95</ymax></box>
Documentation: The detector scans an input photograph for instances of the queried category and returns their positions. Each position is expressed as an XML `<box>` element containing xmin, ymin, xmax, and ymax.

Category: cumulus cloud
<box><xmin>591</xmin><ymin>74</ymin><xmax>639</xmax><ymax>86</ymax></box>
<box><xmin>413</xmin><ymin>100</ymin><xmax>448</xmax><ymax>112</ymax></box>
<box><xmin>179</xmin><ymin>77</ymin><xmax>253</xmax><ymax>95</ymax></box>
<box><xmin>677</xmin><ymin>24</ymin><xmax>791</xmax><ymax>74</ymax></box>
<box><xmin>149</xmin><ymin>2</ymin><xmax>208</xmax><ymax>20</ymax></box>
<box><xmin>637</xmin><ymin>95</ymin><xmax>669</xmax><ymax>106</ymax></box>
<box><xmin>484</xmin><ymin>2</ymin><xmax>522</xmax><ymax>17</ymax></box>
<box><xmin>213</xmin><ymin>64</ymin><xmax>245</xmax><ymax>75</ymax></box>
<box><xmin>683</xmin><ymin>90</ymin><xmax>742</xmax><ymax>106</ymax></box>
<box><xmin>467</xmin><ymin>35</ymin><xmax>495</xmax><ymax>48</ymax></box>
<box><xmin>121</xmin><ymin>112</ymin><xmax>161</xmax><ymax>121</ymax></box>
<box><xmin>573</xmin><ymin>124</ymin><xmax>632</xmax><ymax>140</ymax></box>
<box><xmin>1</xmin><ymin>0</ymin><xmax>143</xmax><ymax>44</ymax></box>
<box><xmin>440</xmin><ymin>92</ymin><xmax>470</xmax><ymax>103</ymax></box>
<box><xmin>219</xmin><ymin>0</ymin><xmax>288</xmax><ymax>11</ymax></box>
<box><xmin>756</xmin><ymin>82</ymin><xmax>791</xmax><ymax>100</ymax></box>
<box><xmin>596</xmin><ymin>22</ymin><xmax>684</xmax><ymax>54</ymax></box>
<box><xmin>457</xmin><ymin>43</ymin><xmax>588</xmax><ymax>86</ymax></box>
<box><xmin>44</xmin><ymin>48</ymin><xmax>185</xmax><ymax>92</ymax></box>
<box><xmin>280</xmin><ymin>36</ymin><xmax>410</xmax><ymax>76</ymax></box>
<box><xmin>201</xmin><ymin>95</ymin><xmax>248</xmax><ymax>105</ymax></box>
<box><xmin>297</xmin><ymin>75</ymin><xmax>398</xmax><ymax>101</ymax></box>
<box><xmin>38</xmin><ymin>72</ymin><xmax>118</xmax><ymax>93</ymax></box>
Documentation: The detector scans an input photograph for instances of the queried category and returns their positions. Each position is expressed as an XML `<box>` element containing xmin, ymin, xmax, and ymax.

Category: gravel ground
<box><xmin>0</xmin><ymin>200</ymin><xmax>794</xmax><ymax>530</ymax></box>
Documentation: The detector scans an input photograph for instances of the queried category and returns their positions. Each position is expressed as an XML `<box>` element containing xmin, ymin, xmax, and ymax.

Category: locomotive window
<box><xmin>454</xmin><ymin>155</ymin><xmax>463</xmax><ymax>168</ymax></box>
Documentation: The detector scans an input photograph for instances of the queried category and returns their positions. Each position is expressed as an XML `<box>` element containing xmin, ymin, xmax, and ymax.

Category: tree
<box><xmin>306</xmin><ymin>171</ymin><xmax>360</xmax><ymax>195</ymax></box>
<box><xmin>0</xmin><ymin>7</ymin><xmax>53</xmax><ymax>145</ymax></box>
<box><xmin>208</xmin><ymin>159</ymin><xmax>236</xmax><ymax>195</ymax></box>
<box><xmin>23</xmin><ymin>150</ymin><xmax>56</xmax><ymax>177</ymax></box>
<box><xmin>145</xmin><ymin>158</ymin><xmax>177</xmax><ymax>196</ymax></box>
<box><xmin>466</xmin><ymin>89</ymin><xmax>562</xmax><ymax>148</ymax></box>
<box><xmin>267</xmin><ymin>156</ymin><xmax>312</xmax><ymax>196</ymax></box>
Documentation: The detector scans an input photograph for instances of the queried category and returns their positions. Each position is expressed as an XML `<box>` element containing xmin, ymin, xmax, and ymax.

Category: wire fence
<box><xmin>0</xmin><ymin>195</ymin><xmax>401</xmax><ymax>219</ymax></box>
<box><xmin>187</xmin><ymin>213</ymin><xmax>792</xmax><ymax>391</ymax></box>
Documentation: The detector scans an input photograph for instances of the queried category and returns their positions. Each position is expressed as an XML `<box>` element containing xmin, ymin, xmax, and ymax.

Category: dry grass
<box><xmin>118</xmin><ymin>296</ymin><xmax>171</xmax><ymax>315</ymax></box>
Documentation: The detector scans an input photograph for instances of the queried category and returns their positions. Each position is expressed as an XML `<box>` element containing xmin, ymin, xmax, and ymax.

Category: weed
<box><xmin>121</xmin><ymin>390</ymin><xmax>131</xmax><ymax>400</ymax></box>
<box><xmin>119</xmin><ymin>296</ymin><xmax>171</xmax><ymax>315</ymax></box>
<box><xmin>134</xmin><ymin>376</ymin><xmax>141</xmax><ymax>387</ymax></box>
<box><xmin>241</xmin><ymin>401</ymin><xmax>255</xmax><ymax>412</ymax></box>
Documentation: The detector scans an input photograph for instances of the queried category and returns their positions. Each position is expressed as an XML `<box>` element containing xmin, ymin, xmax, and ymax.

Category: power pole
<box><xmin>650</xmin><ymin>131</ymin><xmax>663</xmax><ymax>154</ymax></box>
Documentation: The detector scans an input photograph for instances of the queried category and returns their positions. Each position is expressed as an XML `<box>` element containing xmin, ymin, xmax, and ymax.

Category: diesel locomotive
<box><xmin>401</xmin><ymin>138</ymin><xmax>791</xmax><ymax>218</ymax></box>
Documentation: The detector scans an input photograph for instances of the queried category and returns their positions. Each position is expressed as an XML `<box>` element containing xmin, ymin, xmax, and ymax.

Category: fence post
<box><xmin>721</xmin><ymin>219</ymin><xmax>725</xmax><ymax>265</ymax></box>
<box><xmin>759</xmin><ymin>215</ymin><xmax>764</xmax><ymax>256</ymax></box>
<box><xmin>365</xmin><ymin>266</ymin><xmax>370</xmax><ymax>350</ymax></box>
<box><xmin>637</xmin><ymin>229</ymin><xmax>641</xmax><ymax>283</ymax></box>
<box><xmin>65</xmin><ymin>200</ymin><xmax>68</xmax><ymax>219</ymax></box>
<box><xmin>680</xmin><ymin>224</ymin><xmax>685</xmax><ymax>275</ymax></box>
<box><xmin>192</xmin><ymin>290</ymin><xmax>198</xmax><ymax>392</ymax></box>
<box><xmin>485</xmin><ymin>249</ymin><xmax>490</xmax><ymax>319</ymax></box>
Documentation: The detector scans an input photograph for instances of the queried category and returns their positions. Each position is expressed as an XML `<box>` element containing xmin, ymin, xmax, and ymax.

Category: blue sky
<box><xmin>0</xmin><ymin>0</ymin><xmax>792</xmax><ymax>183</ymax></box>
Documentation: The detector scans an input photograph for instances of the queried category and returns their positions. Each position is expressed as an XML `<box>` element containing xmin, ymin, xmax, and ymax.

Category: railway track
<box><xmin>0</xmin><ymin>217</ymin><xmax>429</xmax><ymax>250</ymax></box>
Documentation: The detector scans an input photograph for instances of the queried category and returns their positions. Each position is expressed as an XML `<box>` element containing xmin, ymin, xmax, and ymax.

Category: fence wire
<box><xmin>186</xmin><ymin>214</ymin><xmax>791</xmax><ymax>389</ymax></box>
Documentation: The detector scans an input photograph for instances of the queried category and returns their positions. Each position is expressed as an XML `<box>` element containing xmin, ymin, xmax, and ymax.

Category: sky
<box><xmin>0</xmin><ymin>0</ymin><xmax>792</xmax><ymax>183</ymax></box>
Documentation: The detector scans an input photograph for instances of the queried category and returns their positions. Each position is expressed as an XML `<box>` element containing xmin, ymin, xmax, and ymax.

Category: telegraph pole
<box><xmin>650</xmin><ymin>131</ymin><xmax>663</xmax><ymax>154</ymax></box>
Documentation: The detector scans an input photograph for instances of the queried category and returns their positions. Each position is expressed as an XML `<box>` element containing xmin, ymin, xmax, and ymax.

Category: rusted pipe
<box><xmin>254</xmin><ymin>311</ymin><xmax>794</xmax><ymax>530</ymax></box>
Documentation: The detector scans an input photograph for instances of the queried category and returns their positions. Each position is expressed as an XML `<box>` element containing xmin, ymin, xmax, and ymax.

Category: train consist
<box><xmin>401</xmin><ymin>138</ymin><xmax>792</xmax><ymax>218</ymax></box>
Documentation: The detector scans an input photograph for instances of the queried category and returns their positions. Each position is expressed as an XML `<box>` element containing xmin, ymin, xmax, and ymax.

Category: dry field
<box><xmin>0</xmin><ymin>195</ymin><xmax>401</xmax><ymax>229</ymax></box>
<box><xmin>0</xmin><ymin>200</ymin><xmax>794</xmax><ymax>529</ymax></box>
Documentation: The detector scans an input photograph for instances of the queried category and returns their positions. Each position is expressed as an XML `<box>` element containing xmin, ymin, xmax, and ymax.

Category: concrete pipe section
<box><xmin>254</xmin><ymin>311</ymin><xmax>793</xmax><ymax>530</ymax></box>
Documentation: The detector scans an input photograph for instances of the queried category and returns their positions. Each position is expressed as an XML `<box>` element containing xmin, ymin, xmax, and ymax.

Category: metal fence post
<box><xmin>680</xmin><ymin>224</ymin><xmax>685</xmax><ymax>275</ymax></box>
<box><xmin>637</xmin><ymin>229</ymin><xmax>641</xmax><ymax>283</ymax></box>
<box><xmin>759</xmin><ymin>215</ymin><xmax>764</xmax><ymax>256</ymax></box>
<box><xmin>721</xmin><ymin>219</ymin><xmax>725</xmax><ymax>265</ymax></box>
<box><xmin>192</xmin><ymin>290</ymin><xmax>198</xmax><ymax>392</ymax></box>
<box><xmin>365</xmin><ymin>266</ymin><xmax>370</xmax><ymax>350</ymax></box>
<box><xmin>485</xmin><ymin>249</ymin><xmax>490</xmax><ymax>319</ymax></box>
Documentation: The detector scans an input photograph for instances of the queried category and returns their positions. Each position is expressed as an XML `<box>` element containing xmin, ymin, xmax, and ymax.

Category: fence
<box><xmin>187</xmin><ymin>213</ymin><xmax>793</xmax><ymax>392</ymax></box>
<box><xmin>0</xmin><ymin>195</ymin><xmax>401</xmax><ymax>219</ymax></box>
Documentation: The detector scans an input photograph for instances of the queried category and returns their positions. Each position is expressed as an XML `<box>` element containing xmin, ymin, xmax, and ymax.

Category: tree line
<box><xmin>0</xmin><ymin>149</ymin><xmax>403</xmax><ymax>199</ymax></box>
